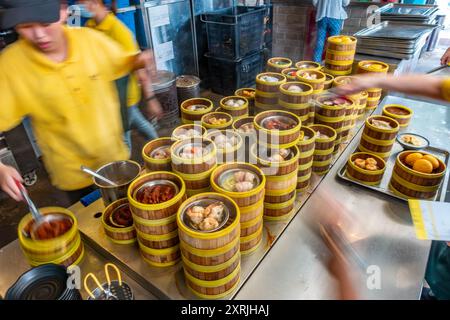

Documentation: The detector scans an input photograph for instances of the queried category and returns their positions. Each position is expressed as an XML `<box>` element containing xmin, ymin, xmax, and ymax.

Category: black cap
<box><xmin>0</xmin><ymin>0</ymin><xmax>60</xmax><ymax>30</ymax></box>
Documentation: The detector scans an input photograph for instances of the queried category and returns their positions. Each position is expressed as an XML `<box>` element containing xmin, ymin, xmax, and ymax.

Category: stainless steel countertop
<box><xmin>234</xmin><ymin>95</ymin><xmax>450</xmax><ymax>300</ymax></box>
<box><xmin>0</xmin><ymin>238</ymin><xmax>157</xmax><ymax>300</ymax></box>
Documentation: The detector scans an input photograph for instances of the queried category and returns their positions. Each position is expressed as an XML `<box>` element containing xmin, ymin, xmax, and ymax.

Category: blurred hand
<box><xmin>441</xmin><ymin>48</ymin><xmax>450</xmax><ymax>66</ymax></box>
<box><xmin>333</xmin><ymin>74</ymin><xmax>385</xmax><ymax>96</ymax></box>
<box><xmin>0</xmin><ymin>164</ymin><xmax>24</xmax><ymax>201</ymax></box>
<box><xmin>145</xmin><ymin>98</ymin><xmax>163</xmax><ymax>120</ymax></box>
<box><xmin>136</xmin><ymin>50</ymin><xmax>157</xmax><ymax>77</ymax></box>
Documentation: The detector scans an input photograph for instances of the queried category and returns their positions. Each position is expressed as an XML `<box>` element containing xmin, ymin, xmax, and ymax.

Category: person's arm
<box><xmin>335</xmin><ymin>74</ymin><xmax>448</xmax><ymax>102</ymax></box>
<box><xmin>441</xmin><ymin>47</ymin><xmax>450</xmax><ymax>66</ymax></box>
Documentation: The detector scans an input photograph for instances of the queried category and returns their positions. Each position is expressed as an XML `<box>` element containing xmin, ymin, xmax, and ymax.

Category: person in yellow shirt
<box><xmin>76</xmin><ymin>0</ymin><xmax>162</xmax><ymax>149</ymax></box>
<box><xmin>0</xmin><ymin>0</ymin><xmax>154</xmax><ymax>203</ymax></box>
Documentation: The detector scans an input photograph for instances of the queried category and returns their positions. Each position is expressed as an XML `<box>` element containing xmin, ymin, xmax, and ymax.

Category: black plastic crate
<box><xmin>205</xmin><ymin>50</ymin><xmax>264</xmax><ymax>96</ymax></box>
<box><xmin>202</xmin><ymin>6</ymin><xmax>266</xmax><ymax>60</ymax></box>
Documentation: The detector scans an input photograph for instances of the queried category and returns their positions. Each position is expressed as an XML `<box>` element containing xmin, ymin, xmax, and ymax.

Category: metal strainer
<box><xmin>84</xmin><ymin>263</ymin><xmax>133</xmax><ymax>300</ymax></box>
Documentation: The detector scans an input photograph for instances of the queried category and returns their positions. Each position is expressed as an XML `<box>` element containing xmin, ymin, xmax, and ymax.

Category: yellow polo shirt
<box><xmin>442</xmin><ymin>78</ymin><xmax>450</xmax><ymax>101</ymax></box>
<box><xmin>86</xmin><ymin>13</ymin><xmax>141</xmax><ymax>107</ymax></box>
<box><xmin>0</xmin><ymin>26</ymin><xmax>137</xmax><ymax>190</ymax></box>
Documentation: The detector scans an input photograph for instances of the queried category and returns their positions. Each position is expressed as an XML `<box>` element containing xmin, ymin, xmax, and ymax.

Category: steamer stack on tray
<box><xmin>128</xmin><ymin>172</ymin><xmax>187</xmax><ymax>267</ymax></box>
<box><xmin>278</xmin><ymin>82</ymin><xmax>313</xmax><ymax>126</ymax></box>
<box><xmin>255</xmin><ymin>72</ymin><xmax>287</xmax><ymax>114</ymax></box>
<box><xmin>253</xmin><ymin>110</ymin><xmax>302</xmax><ymax>220</ymax></box>
<box><xmin>323</xmin><ymin>35</ymin><xmax>357</xmax><ymax>76</ymax></box>
<box><xmin>296</xmin><ymin>69</ymin><xmax>326</xmax><ymax>126</ymax></box>
<box><xmin>309</xmin><ymin>124</ymin><xmax>337</xmax><ymax>176</ymax></box>
<box><xmin>296</xmin><ymin>127</ymin><xmax>316</xmax><ymax>193</ymax></box>
<box><xmin>219</xmin><ymin>96</ymin><xmax>249</xmax><ymax>121</ymax></box>
<box><xmin>177</xmin><ymin>193</ymin><xmax>241</xmax><ymax>299</ymax></box>
<box><xmin>211</xmin><ymin>163</ymin><xmax>266</xmax><ymax>255</ymax></box>
<box><xmin>357</xmin><ymin>60</ymin><xmax>389</xmax><ymax>110</ymax></box>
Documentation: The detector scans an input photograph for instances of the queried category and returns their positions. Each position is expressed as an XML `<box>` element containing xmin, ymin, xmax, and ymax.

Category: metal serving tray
<box><xmin>355</xmin><ymin>48</ymin><xmax>414</xmax><ymax>60</ymax></box>
<box><xmin>354</xmin><ymin>21</ymin><xmax>437</xmax><ymax>40</ymax></box>
<box><xmin>337</xmin><ymin>143</ymin><xmax>450</xmax><ymax>203</ymax></box>
<box><xmin>378</xmin><ymin>3</ymin><xmax>438</xmax><ymax>18</ymax></box>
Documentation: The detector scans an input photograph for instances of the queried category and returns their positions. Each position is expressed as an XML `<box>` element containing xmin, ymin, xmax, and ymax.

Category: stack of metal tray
<box><xmin>379</xmin><ymin>3</ymin><xmax>439</xmax><ymax>23</ymax></box>
<box><xmin>354</xmin><ymin>21</ymin><xmax>437</xmax><ymax>59</ymax></box>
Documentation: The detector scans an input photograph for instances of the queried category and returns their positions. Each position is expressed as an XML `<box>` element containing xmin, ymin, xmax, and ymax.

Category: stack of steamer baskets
<box><xmin>102</xmin><ymin>198</ymin><xmax>137</xmax><ymax>245</ymax></box>
<box><xmin>142</xmin><ymin>137</ymin><xmax>175</xmax><ymax>172</ymax></box>
<box><xmin>180</xmin><ymin>98</ymin><xmax>214</xmax><ymax>125</ymax></box>
<box><xmin>309</xmin><ymin>124</ymin><xmax>337</xmax><ymax>176</ymax></box>
<box><xmin>234</xmin><ymin>88</ymin><xmax>256</xmax><ymax>116</ymax></box>
<box><xmin>18</xmin><ymin>208</ymin><xmax>84</xmax><ymax>268</ymax></box>
<box><xmin>278</xmin><ymin>81</ymin><xmax>313</xmax><ymax>126</ymax></box>
<box><xmin>219</xmin><ymin>96</ymin><xmax>249</xmax><ymax>121</ymax></box>
<box><xmin>205</xmin><ymin>130</ymin><xmax>244</xmax><ymax>164</ymax></box>
<box><xmin>255</xmin><ymin>73</ymin><xmax>287</xmax><ymax>114</ymax></box>
<box><xmin>358</xmin><ymin>115</ymin><xmax>400</xmax><ymax>161</ymax></box>
<box><xmin>314</xmin><ymin>94</ymin><xmax>354</xmax><ymax>154</ymax></box>
<box><xmin>332</xmin><ymin>76</ymin><xmax>364</xmax><ymax>132</ymax></box>
<box><xmin>177</xmin><ymin>193</ymin><xmax>241</xmax><ymax>299</ymax></box>
<box><xmin>171</xmin><ymin>137</ymin><xmax>217</xmax><ymax>197</ymax></box>
<box><xmin>296</xmin><ymin>126</ymin><xmax>316</xmax><ymax>193</ymax></box>
<box><xmin>266</xmin><ymin>57</ymin><xmax>292</xmax><ymax>73</ymax></box>
<box><xmin>323</xmin><ymin>35</ymin><xmax>357</xmax><ymax>76</ymax></box>
<box><xmin>210</xmin><ymin>163</ymin><xmax>266</xmax><ymax>255</ymax></box>
<box><xmin>295</xmin><ymin>61</ymin><xmax>322</xmax><ymax>72</ymax></box>
<box><xmin>128</xmin><ymin>172</ymin><xmax>187</xmax><ymax>267</ymax></box>
<box><xmin>253</xmin><ymin>110</ymin><xmax>302</xmax><ymax>220</ymax></box>
<box><xmin>357</xmin><ymin>60</ymin><xmax>389</xmax><ymax>110</ymax></box>
<box><xmin>296</xmin><ymin>69</ymin><xmax>326</xmax><ymax>126</ymax></box>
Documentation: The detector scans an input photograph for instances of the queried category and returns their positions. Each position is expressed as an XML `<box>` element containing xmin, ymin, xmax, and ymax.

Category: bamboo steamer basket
<box><xmin>240</xmin><ymin>224</ymin><xmax>263</xmax><ymax>254</ymax></box>
<box><xmin>132</xmin><ymin>211</ymin><xmax>178</xmax><ymax>235</ymax></box>
<box><xmin>357</xmin><ymin>60</ymin><xmax>389</xmax><ymax>74</ymax></box>
<box><xmin>366</xmin><ymin>97</ymin><xmax>381</xmax><ymax>110</ymax></box>
<box><xmin>139</xmin><ymin>242</ymin><xmax>180</xmax><ymax>267</ymax></box>
<box><xmin>171</xmin><ymin>138</ymin><xmax>217</xmax><ymax>174</ymax></box>
<box><xmin>296</xmin><ymin>70</ymin><xmax>326</xmax><ymax>95</ymax></box>
<box><xmin>137</xmin><ymin>229</ymin><xmax>179</xmax><ymax>250</ymax></box>
<box><xmin>18</xmin><ymin>207</ymin><xmax>84</xmax><ymax>268</ymax></box>
<box><xmin>220</xmin><ymin>96</ymin><xmax>249</xmax><ymax>119</ymax></box>
<box><xmin>314</xmin><ymin>95</ymin><xmax>351</xmax><ymax>118</ymax></box>
<box><xmin>297</xmin><ymin>127</ymin><xmax>315</xmax><ymax>191</ymax></box>
<box><xmin>278</xmin><ymin>82</ymin><xmax>313</xmax><ymax>118</ymax></box>
<box><xmin>389</xmin><ymin>151</ymin><xmax>446</xmax><ymax>200</ymax></box>
<box><xmin>265</xmin><ymin>171</ymin><xmax>298</xmax><ymax>194</ymax></box>
<box><xmin>281</xmin><ymin>67</ymin><xmax>300</xmax><ymax>82</ymax></box>
<box><xmin>142</xmin><ymin>137</ymin><xmax>174</xmax><ymax>172</ymax></box>
<box><xmin>323</xmin><ymin>73</ymin><xmax>335</xmax><ymax>90</ymax></box>
<box><xmin>251</xmin><ymin>144</ymin><xmax>300</xmax><ymax>177</ymax></box>
<box><xmin>232</xmin><ymin>116</ymin><xmax>257</xmax><ymax>163</ymax></box>
<box><xmin>267</xmin><ymin>57</ymin><xmax>292</xmax><ymax>73</ymax></box>
<box><xmin>357</xmin><ymin>91</ymin><xmax>368</xmax><ymax>118</ymax></box>
<box><xmin>297</xmin><ymin>167</ymin><xmax>312</xmax><ymax>192</ymax></box>
<box><xmin>102</xmin><ymin>198</ymin><xmax>137</xmax><ymax>245</ymax></box>
<box><xmin>309</xmin><ymin>125</ymin><xmax>337</xmax><ymax>175</ymax></box>
<box><xmin>324</xmin><ymin>36</ymin><xmax>357</xmax><ymax>76</ymax></box>
<box><xmin>265</xmin><ymin>188</ymin><xmax>296</xmax><ymax>204</ymax></box>
<box><xmin>210</xmin><ymin>163</ymin><xmax>266</xmax><ymax>208</ymax></box>
<box><xmin>201</xmin><ymin>112</ymin><xmax>233</xmax><ymax>130</ymax></box>
<box><xmin>295</xmin><ymin>61</ymin><xmax>322</xmax><ymax>71</ymax></box>
<box><xmin>205</xmin><ymin>130</ymin><xmax>243</xmax><ymax>164</ymax></box>
<box><xmin>346</xmin><ymin>152</ymin><xmax>386</xmax><ymax>186</ymax></box>
<box><xmin>180</xmin><ymin>98</ymin><xmax>214</xmax><ymax>124</ymax></box>
<box><xmin>177</xmin><ymin>193</ymin><xmax>241</xmax><ymax>299</ymax></box>
<box><xmin>240</xmin><ymin>211</ymin><xmax>263</xmax><ymax>238</ymax></box>
<box><xmin>234</xmin><ymin>88</ymin><xmax>256</xmax><ymax>115</ymax></box>
<box><xmin>128</xmin><ymin>171</ymin><xmax>187</xmax><ymax>222</ymax></box>
<box><xmin>358</xmin><ymin>116</ymin><xmax>399</xmax><ymax>160</ymax></box>
<box><xmin>172</xmin><ymin>124</ymin><xmax>207</xmax><ymax>141</ymax></box>
<box><xmin>382</xmin><ymin>104</ymin><xmax>413</xmax><ymax>128</ymax></box>
<box><xmin>264</xmin><ymin>192</ymin><xmax>296</xmax><ymax>220</ymax></box>
<box><xmin>172</xmin><ymin>165</ymin><xmax>216</xmax><ymax>194</ymax></box>
<box><xmin>254</xmin><ymin>110</ymin><xmax>302</xmax><ymax>149</ymax></box>
<box><xmin>256</xmin><ymin>73</ymin><xmax>287</xmax><ymax>106</ymax></box>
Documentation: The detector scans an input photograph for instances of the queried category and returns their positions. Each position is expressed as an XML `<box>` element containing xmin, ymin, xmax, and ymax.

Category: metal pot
<box><xmin>93</xmin><ymin>160</ymin><xmax>141</xmax><ymax>206</ymax></box>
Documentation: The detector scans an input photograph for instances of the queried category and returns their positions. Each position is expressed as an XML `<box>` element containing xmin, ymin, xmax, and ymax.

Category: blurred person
<box><xmin>335</xmin><ymin>73</ymin><xmax>450</xmax><ymax>299</ymax></box>
<box><xmin>75</xmin><ymin>0</ymin><xmax>162</xmax><ymax>149</ymax></box>
<box><xmin>312</xmin><ymin>0</ymin><xmax>350</xmax><ymax>63</ymax></box>
<box><xmin>441</xmin><ymin>47</ymin><xmax>450</xmax><ymax>66</ymax></box>
<box><xmin>0</xmin><ymin>0</ymin><xmax>155</xmax><ymax>203</ymax></box>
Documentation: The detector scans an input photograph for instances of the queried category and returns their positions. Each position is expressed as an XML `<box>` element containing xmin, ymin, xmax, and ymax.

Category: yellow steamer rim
<box><xmin>395</xmin><ymin>151</ymin><xmax>446</xmax><ymax>180</ymax></box>
<box><xmin>382</xmin><ymin>104</ymin><xmax>413</xmax><ymax>127</ymax></box>
<box><xmin>142</xmin><ymin>137</ymin><xmax>174</xmax><ymax>169</ymax></box>
<box><xmin>177</xmin><ymin>192</ymin><xmax>240</xmax><ymax>242</ymax></box>
<box><xmin>201</xmin><ymin>112</ymin><xmax>233</xmax><ymax>130</ymax></box>
<box><xmin>18</xmin><ymin>207</ymin><xmax>79</xmax><ymax>254</ymax></box>
<box><xmin>180</xmin><ymin>98</ymin><xmax>214</xmax><ymax>123</ymax></box>
<box><xmin>101</xmin><ymin>198</ymin><xmax>137</xmax><ymax>245</ymax></box>
<box><xmin>172</xmin><ymin>124</ymin><xmax>207</xmax><ymax>141</ymax></box>
<box><xmin>232</xmin><ymin>116</ymin><xmax>255</xmax><ymax>132</ymax></box>
<box><xmin>358</xmin><ymin>60</ymin><xmax>389</xmax><ymax>73</ymax></box>
<box><xmin>327</xmin><ymin>35</ymin><xmax>357</xmax><ymax>46</ymax></box>
<box><xmin>267</xmin><ymin>57</ymin><xmax>292</xmax><ymax>71</ymax></box>
<box><xmin>235</xmin><ymin>88</ymin><xmax>256</xmax><ymax>100</ymax></box>
<box><xmin>127</xmin><ymin>171</ymin><xmax>187</xmax><ymax>213</ymax></box>
<box><xmin>220</xmin><ymin>96</ymin><xmax>249</xmax><ymax>112</ymax></box>
<box><xmin>295</xmin><ymin>61</ymin><xmax>322</xmax><ymax>71</ymax></box>
<box><xmin>346</xmin><ymin>152</ymin><xmax>387</xmax><ymax>186</ymax></box>
<box><xmin>365</xmin><ymin>115</ymin><xmax>400</xmax><ymax>135</ymax></box>
<box><xmin>296</xmin><ymin>70</ymin><xmax>326</xmax><ymax>84</ymax></box>
<box><xmin>256</xmin><ymin>72</ymin><xmax>287</xmax><ymax>92</ymax></box>
<box><xmin>309</xmin><ymin>124</ymin><xmax>338</xmax><ymax>144</ymax></box>
<box><xmin>253</xmin><ymin>110</ymin><xmax>302</xmax><ymax>148</ymax></box>
<box><xmin>139</xmin><ymin>242</ymin><xmax>181</xmax><ymax>267</ymax></box>
<box><xmin>170</xmin><ymin>137</ymin><xmax>217</xmax><ymax>168</ymax></box>
<box><xmin>251</xmin><ymin>144</ymin><xmax>300</xmax><ymax>174</ymax></box>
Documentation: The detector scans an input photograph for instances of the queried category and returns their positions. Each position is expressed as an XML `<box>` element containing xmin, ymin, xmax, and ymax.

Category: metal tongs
<box><xmin>84</xmin><ymin>263</ymin><xmax>133</xmax><ymax>300</ymax></box>
<box><xmin>427</xmin><ymin>62</ymin><xmax>450</xmax><ymax>74</ymax></box>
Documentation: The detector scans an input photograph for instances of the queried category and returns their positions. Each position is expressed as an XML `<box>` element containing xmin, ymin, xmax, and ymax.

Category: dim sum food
<box><xmin>209</xmin><ymin>133</ymin><xmax>238</xmax><ymax>150</ymax></box>
<box><xmin>261</xmin><ymin>116</ymin><xmax>297</xmax><ymax>131</ymax></box>
<box><xmin>178</xmin><ymin>143</ymin><xmax>210</xmax><ymax>159</ymax></box>
<box><xmin>186</xmin><ymin>104</ymin><xmax>208</xmax><ymax>111</ymax></box>
<box><xmin>24</xmin><ymin>217</ymin><xmax>73</xmax><ymax>240</ymax></box>
<box><xmin>237</xmin><ymin>122</ymin><xmax>255</xmax><ymax>134</ymax></box>
<box><xmin>174</xmin><ymin>128</ymin><xmax>202</xmax><ymax>140</ymax></box>
<box><xmin>218</xmin><ymin>169</ymin><xmax>259</xmax><ymax>193</ymax></box>
<box><xmin>224</xmin><ymin>99</ymin><xmax>246</xmax><ymax>108</ymax></box>
<box><xmin>150</xmin><ymin>146</ymin><xmax>171</xmax><ymax>160</ymax></box>
<box><xmin>110</xmin><ymin>204</ymin><xmax>133</xmax><ymax>228</ymax></box>
<box><xmin>353</xmin><ymin>157</ymin><xmax>380</xmax><ymax>171</ymax></box>
<box><xmin>135</xmin><ymin>180</ymin><xmax>178</xmax><ymax>205</ymax></box>
<box><xmin>185</xmin><ymin>200</ymin><xmax>228</xmax><ymax>232</ymax></box>
<box><xmin>371</xmin><ymin>119</ymin><xmax>393</xmax><ymax>130</ymax></box>
<box><xmin>259</xmin><ymin>75</ymin><xmax>280</xmax><ymax>83</ymax></box>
